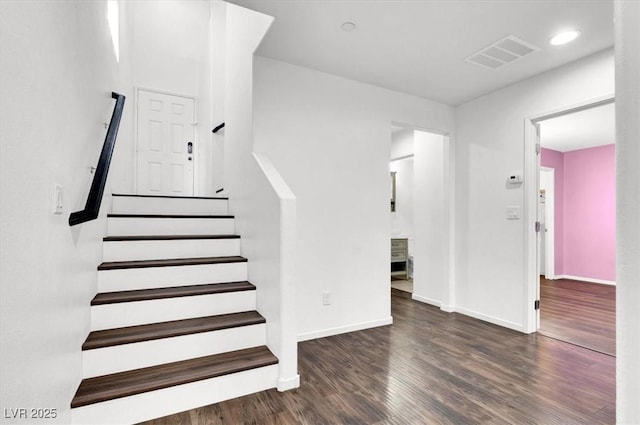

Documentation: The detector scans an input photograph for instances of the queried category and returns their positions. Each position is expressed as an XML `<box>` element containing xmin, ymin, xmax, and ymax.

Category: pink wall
<box><xmin>541</xmin><ymin>145</ymin><xmax>616</xmax><ymax>282</ymax></box>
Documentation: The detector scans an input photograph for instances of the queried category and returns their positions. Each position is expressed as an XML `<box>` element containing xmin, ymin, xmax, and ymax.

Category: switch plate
<box><xmin>507</xmin><ymin>174</ymin><xmax>523</xmax><ymax>185</ymax></box>
<box><xmin>506</xmin><ymin>206</ymin><xmax>520</xmax><ymax>220</ymax></box>
<box><xmin>52</xmin><ymin>184</ymin><xmax>63</xmax><ymax>214</ymax></box>
<box><xmin>322</xmin><ymin>291</ymin><xmax>331</xmax><ymax>306</ymax></box>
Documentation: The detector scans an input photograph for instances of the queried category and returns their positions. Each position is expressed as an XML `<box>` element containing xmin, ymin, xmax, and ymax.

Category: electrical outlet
<box><xmin>322</xmin><ymin>291</ymin><xmax>331</xmax><ymax>306</ymax></box>
<box><xmin>506</xmin><ymin>206</ymin><xmax>520</xmax><ymax>220</ymax></box>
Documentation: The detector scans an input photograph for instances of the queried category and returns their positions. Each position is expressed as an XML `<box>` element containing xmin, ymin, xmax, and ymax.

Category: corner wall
<box><xmin>412</xmin><ymin>131</ymin><xmax>449</xmax><ymax>309</ymax></box>
<box><xmin>253</xmin><ymin>56</ymin><xmax>454</xmax><ymax>340</ymax></box>
<box><xmin>0</xmin><ymin>1</ymin><xmax>117</xmax><ymax>421</ymax></box>
<box><xmin>563</xmin><ymin>145</ymin><xmax>616</xmax><ymax>282</ymax></box>
<box><xmin>454</xmin><ymin>49</ymin><xmax>614</xmax><ymax>331</ymax></box>
<box><xmin>223</xmin><ymin>3</ymin><xmax>299</xmax><ymax>390</ymax></box>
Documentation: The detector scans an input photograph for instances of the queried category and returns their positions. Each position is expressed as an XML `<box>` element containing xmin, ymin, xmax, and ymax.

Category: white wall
<box><xmin>0</xmin><ymin>1</ymin><xmax>117</xmax><ymax>422</ymax></box>
<box><xmin>223</xmin><ymin>3</ymin><xmax>299</xmax><ymax>390</ymax></box>
<box><xmin>210</xmin><ymin>0</ymin><xmax>227</xmax><ymax>193</ymax></box>
<box><xmin>253</xmin><ymin>56</ymin><xmax>454</xmax><ymax>340</ymax></box>
<box><xmin>111</xmin><ymin>0</ymin><xmax>216</xmax><ymax>196</ymax></box>
<box><xmin>412</xmin><ymin>131</ymin><xmax>449</xmax><ymax>309</ymax></box>
<box><xmin>615</xmin><ymin>0</ymin><xmax>640</xmax><ymax>422</ymax></box>
<box><xmin>390</xmin><ymin>129</ymin><xmax>414</xmax><ymax>239</ymax></box>
<box><xmin>390</xmin><ymin>128</ymin><xmax>414</xmax><ymax>159</ymax></box>
<box><xmin>454</xmin><ymin>48</ymin><xmax>615</xmax><ymax>331</ymax></box>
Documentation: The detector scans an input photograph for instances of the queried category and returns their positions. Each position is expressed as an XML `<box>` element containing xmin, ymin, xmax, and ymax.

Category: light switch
<box><xmin>52</xmin><ymin>184</ymin><xmax>63</xmax><ymax>214</ymax></box>
<box><xmin>506</xmin><ymin>206</ymin><xmax>520</xmax><ymax>220</ymax></box>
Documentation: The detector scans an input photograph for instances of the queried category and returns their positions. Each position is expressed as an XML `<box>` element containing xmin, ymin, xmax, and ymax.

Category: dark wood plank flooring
<box><xmin>539</xmin><ymin>277</ymin><xmax>616</xmax><ymax>356</ymax></box>
<box><xmin>140</xmin><ymin>291</ymin><xmax>615</xmax><ymax>424</ymax></box>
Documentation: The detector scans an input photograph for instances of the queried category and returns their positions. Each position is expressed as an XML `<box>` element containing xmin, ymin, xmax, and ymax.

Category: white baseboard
<box><xmin>555</xmin><ymin>275</ymin><xmax>616</xmax><ymax>286</ymax></box>
<box><xmin>411</xmin><ymin>294</ymin><xmax>440</xmax><ymax>308</ymax></box>
<box><xmin>277</xmin><ymin>374</ymin><xmax>300</xmax><ymax>391</ymax></box>
<box><xmin>410</xmin><ymin>295</ymin><xmax>524</xmax><ymax>332</ymax></box>
<box><xmin>454</xmin><ymin>307</ymin><xmax>524</xmax><ymax>333</ymax></box>
<box><xmin>297</xmin><ymin>317</ymin><xmax>393</xmax><ymax>342</ymax></box>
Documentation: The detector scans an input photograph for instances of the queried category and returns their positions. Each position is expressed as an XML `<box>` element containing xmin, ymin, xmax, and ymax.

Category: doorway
<box><xmin>136</xmin><ymin>88</ymin><xmax>196</xmax><ymax>196</ymax></box>
<box><xmin>527</xmin><ymin>98</ymin><xmax>616</xmax><ymax>355</ymax></box>
<box><xmin>389</xmin><ymin>124</ymin><xmax>453</xmax><ymax>311</ymax></box>
<box><xmin>390</xmin><ymin>126</ymin><xmax>415</xmax><ymax>294</ymax></box>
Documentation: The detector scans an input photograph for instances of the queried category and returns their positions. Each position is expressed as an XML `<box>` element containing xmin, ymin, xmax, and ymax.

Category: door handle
<box><xmin>187</xmin><ymin>141</ymin><xmax>193</xmax><ymax>154</ymax></box>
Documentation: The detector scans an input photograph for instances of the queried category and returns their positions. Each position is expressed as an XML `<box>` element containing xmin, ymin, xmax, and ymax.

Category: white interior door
<box><xmin>540</xmin><ymin>167</ymin><xmax>555</xmax><ymax>280</ymax></box>
<box><xmin>136</xmin><ymin>90</ymin><xmax>195</xmax><ymax>196</ymax></box>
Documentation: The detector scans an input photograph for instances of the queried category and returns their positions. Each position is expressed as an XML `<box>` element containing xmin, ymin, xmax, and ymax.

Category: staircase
<box><xmin>71</xmin><ymin>194</ymin><xmax>279</xmax><ymax>424</ymax></box>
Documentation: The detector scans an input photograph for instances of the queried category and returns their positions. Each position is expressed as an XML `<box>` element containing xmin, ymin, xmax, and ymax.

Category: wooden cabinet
<box><xmin>391</xmin><ymin>238</ymin><xmax>408</xmax><ymax>279</ymax></box>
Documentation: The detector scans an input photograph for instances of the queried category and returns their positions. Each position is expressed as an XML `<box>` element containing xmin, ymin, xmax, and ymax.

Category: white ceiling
<box><xmin>540</xmin><ymin>102</ymin><xmax>615</xmax><ymax>153</ymax></box>
<box><xmin>227</xmin><ymin>0</ymin><xmax>613</xmax><ymax>106</ymax></box>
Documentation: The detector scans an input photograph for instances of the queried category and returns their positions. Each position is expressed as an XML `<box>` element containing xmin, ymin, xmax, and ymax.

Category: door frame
<box><xmin>523</xmin><ymin>93</ymin><xmax>615</xmax><ymax>333</ymax></box>
<box><xmin>540</xmin><ymin>166</ymin><xmax>555</xmax><ymax>280</ymax></box>
<box><xmin>134</xmin><ymin>86</ymin><xmax>198</xmax><ymax>196</ymax></box>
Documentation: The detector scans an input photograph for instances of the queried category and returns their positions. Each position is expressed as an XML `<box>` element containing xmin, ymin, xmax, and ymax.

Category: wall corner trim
<box><xmin>277</xmin><ymin>374</ymin><xmax>300</xmax><ymax>392</ymax></box>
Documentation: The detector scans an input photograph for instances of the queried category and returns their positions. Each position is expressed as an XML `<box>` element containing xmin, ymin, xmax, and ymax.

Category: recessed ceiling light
<box><xmin>341</xmin><ymin>22</ymin><xmax>356</xmax><ymax>32</ymax></box>
<box><xmin>550</xmin><ymin>30</ymin><xmax>581</xmax><ymax>46</ymax></box>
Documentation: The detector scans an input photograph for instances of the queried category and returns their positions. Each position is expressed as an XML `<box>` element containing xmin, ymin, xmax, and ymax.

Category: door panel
<box><xmin>137</xmin><ymin>90</ymin><xmax>195</xmax><ymax>196</ymax></box>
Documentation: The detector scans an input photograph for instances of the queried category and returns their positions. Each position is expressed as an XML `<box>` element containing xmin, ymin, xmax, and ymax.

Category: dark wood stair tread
<box><xmin>82</xmin><ymin>311</ymin><xmax>265</xmax><ymax>350</ymax></box>
<box><xmin>71</xmin><ymin>345</ymin><xmax>277</xmax><ymax>408</ymax></box>
<box><xmin>98</xmin><ymin>256</ymin><xmax>247</xmax><ymax>270</ymax></box>
<box><xmin>112</xmin><ymin>193</ymin><xmax>228</xmax><ymax>200</ymax></box>
<box><xmin>107</xmin><ymin>213</ymin><xmax>233</xmax><ymax>219</ymax></box>
<box><xmin>103</xmin><ymin>234</ymin><xmax>240</xmax><ymax>242</ymax></box>
<box><xmin>91</xmin><ymin>281</ymin><xmax>255</xmax><ymax>305</ymax></box>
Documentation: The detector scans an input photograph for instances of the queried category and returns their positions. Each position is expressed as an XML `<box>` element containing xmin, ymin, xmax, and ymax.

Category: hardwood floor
<box><xmin>539</xmin><ymin>277</ymin><xmax>616</xmax><ymax>356</ymax></box>
<box><xmin>141</xmin><ymin>291</ymin><xmax>615</xmax><ymax>425</ymax></box>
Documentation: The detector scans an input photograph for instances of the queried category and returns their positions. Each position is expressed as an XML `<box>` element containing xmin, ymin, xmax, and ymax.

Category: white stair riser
<box><xmin>107</xmin><ymin>217</ymin><xmax>235</xmax><ymax>236</ymax></box>
<box><xmin>98</xmin><ymin>262</ymin><xmax>248</xmax><ymax>292</ymax></box>
<box><xmin>112</xmin><ymin>197</ymin><xmax>228</xmax><ymax>215</ymax></box>
<box><xmin>71</xmin><ymin>365</ymin><xmax>278</xmax><ymax>425</ymax></box>
<box><xmin>83</xmin><ymin>324</ymin><xmax>266</xmax><ymax>378</ymax></box>
<box><xmin>91</xmin><ymin>292</ymin><xmax>256</xmax><ymax>330</ymax></box>
<box><xmin>102</xmin><ymin>238</ymin><xmax>241</xmax><ymax>262</ymax></box>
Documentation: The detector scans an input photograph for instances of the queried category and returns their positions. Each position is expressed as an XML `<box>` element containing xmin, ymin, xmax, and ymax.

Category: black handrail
<box><xmin>69</xmin><ymin>92</ymin><xmax>126</xmax><ymax>226</ymax></box>
<box><xmin>212</xmin><ymin>122</ymin><xmax>225</xmax><ymax>133</ymax></box>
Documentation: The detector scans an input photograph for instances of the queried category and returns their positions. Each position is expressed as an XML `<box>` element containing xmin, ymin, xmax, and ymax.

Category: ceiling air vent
<box><xmin>465</xmin><ymin>35</ymin><xmax>539</xmax><ymax>70</ymax></box>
